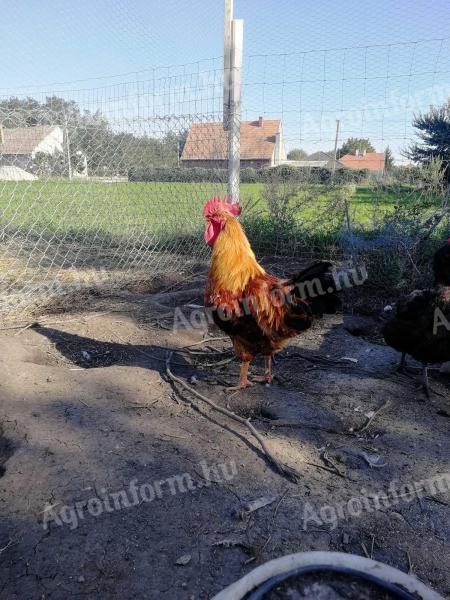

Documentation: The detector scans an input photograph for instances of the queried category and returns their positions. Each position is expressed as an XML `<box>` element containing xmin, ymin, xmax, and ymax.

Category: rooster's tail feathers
<box><xmin>287</xmin><ymin>261</ymin><xmax>341</xmax><ymax>316</ymax></box>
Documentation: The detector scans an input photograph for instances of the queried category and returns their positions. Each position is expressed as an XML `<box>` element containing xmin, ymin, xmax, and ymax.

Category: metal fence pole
<box><xmin>227</xmin><ymin>18</ymin><xmax>243</xmax><ymax>204</ymax></box>
<box><xmin>344</xmin><ymin>198</ymin><xmax>358</xmax><ymax>268</ymax></box>
<box><xmin>64</xmin><ymin>113</ymin><xmax>73</xmax><ymax>181</ymax></box>
<box><xmin>331</xmin><ymin>118</ymin><xmax>340</xmax><ymax>181</ymax></box>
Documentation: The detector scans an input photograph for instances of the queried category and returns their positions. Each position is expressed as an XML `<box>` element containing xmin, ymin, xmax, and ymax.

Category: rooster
<box><xmin>203</xmin><ymin>197</ymin><xmax>342</xmax><ymax>389</ymax></box>
<box><xmin>382</xmin><ymin>240</ymin><xmax>450</xmax><ymax>396</ymax></box>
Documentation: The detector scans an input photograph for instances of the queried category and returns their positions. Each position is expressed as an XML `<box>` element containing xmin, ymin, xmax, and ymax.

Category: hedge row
<box><xmin>128</xmin><ymin>165</ymin><xmax>370</xmax><ymax>184</ymax></box>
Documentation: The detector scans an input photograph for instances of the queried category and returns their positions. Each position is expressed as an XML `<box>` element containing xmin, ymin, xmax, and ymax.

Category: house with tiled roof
<box><xmin>339</xmin><ymin>150</ymin><xmax>385</xmax><ymax>173</ymax></box>
<box><xmin>0</xmin><ymin>125</ymin><xmax>64</xmax><ymax>175</ymax></box>
<box><xmin>181</xmin><ymin>117</ymin><xmax>286</xmax><ymax>169</ymax></box>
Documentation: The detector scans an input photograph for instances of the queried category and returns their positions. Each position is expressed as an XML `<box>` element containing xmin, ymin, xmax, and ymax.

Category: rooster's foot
<box><xmin>416</xmin><ymin>364</ymin><xmax>445</xmax><ymax>398</ymax></box>
<box><xmin>225</xmin><ymin>379</ymin><xmax>254</xmax><ymax>393</ymax></box>
<box><xmin>396</xmin><ymin>353</ymin><xmax>422</xmax><ymax>375</ymax></box>
<box><xmin>251</xmin><ymin>374</ymin><xmax>273</xmax><ymax>385</ymax></box>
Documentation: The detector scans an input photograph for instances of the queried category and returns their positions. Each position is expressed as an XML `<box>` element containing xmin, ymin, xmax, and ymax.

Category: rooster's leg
<box><xmin>225</xmin><ymin>361</ymin><xmax>253</xmax><ymax>392</ymax></box>
<box><xmin>251</xmin><ymin>355</ymin><xmax>273</xmax><ymax>384</ymax></box>
<box><xmin>397</xmin><ymin>352</ymin><xmax>407</xmax><ymax>373</ymax></box>
<box><xmin>396</xmin><ymin>353</ymin><xmax>418</xmax><ymax>375</ymax></box>
<box><xmin>422</xmin><ymin>364</ymin><xmax>431</xmax><ymax>398</ymax></box>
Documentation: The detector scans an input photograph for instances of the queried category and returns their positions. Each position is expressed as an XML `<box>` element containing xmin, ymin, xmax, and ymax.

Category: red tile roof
<box><xmin>181</xmin><ymin>119</ymin><xmax>281</xmax><ymax>161</ymax></box>
<box><xmin>0</xmin><ymin>126</ymin><xmax>59</xmax><ymax>155</ymax></box>
<box><xmin>339</xmin><ymin>152</ymin><xmax>385</xmax><ymax>172</ymax></box>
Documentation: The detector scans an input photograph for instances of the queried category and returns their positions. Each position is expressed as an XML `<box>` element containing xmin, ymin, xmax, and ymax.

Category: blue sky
<box><xmin>1</xmin><ymin>1</ymin><xmax>449</xmax><ymax>159</ymax></box>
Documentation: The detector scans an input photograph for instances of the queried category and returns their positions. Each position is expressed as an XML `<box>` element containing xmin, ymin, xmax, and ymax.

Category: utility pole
<box><xmin>224</xmin><ymin>0</ymin><xmax>243</xmax><ymax>204</ymax></box>
<box><xmin>331</xmin><ymin>118</ymin><xmax>340</xmax><ymax>181</ymax></box>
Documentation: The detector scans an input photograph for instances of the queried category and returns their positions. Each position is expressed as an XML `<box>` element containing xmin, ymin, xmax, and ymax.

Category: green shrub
<box><xmin>128</xmin><ymin>165</ymin><xmax>370</xmax><ymax>184</ymax></box>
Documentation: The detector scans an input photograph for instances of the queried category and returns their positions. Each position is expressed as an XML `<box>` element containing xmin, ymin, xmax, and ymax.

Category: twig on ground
<box><xmin>260</xmin><ymin>417</ymin><xmax>343</xmax><ymax>435</ymax></box>
<box><xmin>360</xmin><ymin>542</ymin><xmax>371</xmax><ymax>559</ymax></box>
<box><xmin>260</xmin><ymin>488</ymin><xmax>290</xmax><ymax>555</ymax></box>
<box><xmin>193</xmin><ymin>467</ymin><xmax>224</xmax><ymax>485</ymax></box>
<box><xmin>236</xmin><ymin>496</ymin><xmax>278</xmax><ymax>520</ymax></box>
<box><xmin>202</xmin><ymin>356</ymin><xmax>236</xmax><ymax>368</ymax></box>
<box><xmin>272</xmin><ymin>488</ymin><xmax>289</xmax><ymax>522</ymax></box>
<box><xmin>280</xmin><ymin>352</ymin><xmax>344</xmax><ymax>366</ymax></box>
<box><xmin>14</xmin><ymin>321</ymin><xmax>39</xmax><ymax>336</ymax></box>
<box><xmin>406</xmin><ymin>550</ymin><xmax>414</xmax><ymax>574</ymax></box>
<box><xmin>355</xmin><ymin>400</ymin><xmax>391</xmax><ymax>433</ymax></box>
<box><xmin>213</xmin><ymin>538</ymin><xmax>253</xmax><ymax>553</ymax></box>
<box><xmin>183</xmin><ymin>336</ymin><xmax>229</xmax><ymax>348</ymax></box>
<box><xmin>320</xmin><ymin>450</ymin><xmax>346</xmax><ymax>478</ymax></box>
<box><xmin>0</xmin><ymin>537</ymin><xmax>18</xmax><ymax>554</ymax></box>
<box><xmin>179</xmin><ymin>347</ymin><xmax>232</xmax><ymax>356</ymax></box>
<box><xmin>160</xmin><ymin>433</ymin><xmax>191</xmax><ymax>441</ymax></box>
<box><xmin>40</xmin><ymin>311</ymin><xmax>114</xmax><ymax>328</ymax></box>
<box><xmin>148</xmin><ymin>319</ymin><xmax>173</xmax><ymax>331</ymax></box>
<box><xmin>304</xmin><ymin>461</ymin><xmax>347</xmax><ymax>479</ymax></box>
<box><xmin>170</xmin><ymin>390</ymin><xmax>183</xmax><ymax>405</ymax></box>
<box><xmin>424</xmin><ymin>495</ymin><xmax>449</xmax><ymax>507</ymax></box>
<box><xmin>259</xmin><ymin>534</ymin><xmax>272</xmax><ymax>554</ymax></box>
<box><xmin>165</xmin><ymin>350</ymin><xmax>301</xmax><ymax>483</ymax></box>
<box><xmin>124</xmin><ymin>398</ymin><xmax>160</xmax><ymax>410</ymax></box>
<box><xmin>0</xmin><ymin>323</ymin><xmax>32</xmax><ymax>331</ymax></box>
<box><xmin>281</xmin><ymin>351</ymin><xmax>404</xmax><ymax>383</ymax></box>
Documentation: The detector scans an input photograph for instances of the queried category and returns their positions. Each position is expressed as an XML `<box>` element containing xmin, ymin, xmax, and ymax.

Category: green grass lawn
<box><xmin>0</xmin><ymin>179</ymin><xmax>435</xmax><ymax>241</ymax></box>
<box><xmin>0</xmin><ymin>180</ymin><xmax>223</xmax><ymax>238</ymax></box>
<box><xmin>0</xmin><ymin>179</ymin><xmax>445</xmax><ymax>308</ymax></box>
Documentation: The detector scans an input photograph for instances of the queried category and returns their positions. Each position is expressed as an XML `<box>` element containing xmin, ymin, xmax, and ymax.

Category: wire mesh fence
<box><xmin>0</xmin><ymin>61</ymin><xmax>230</xmax><ymax>318</ymax></box>
<box><xmin>0</xmin><ymin>2</ymin><xmax>449</xmax><ymax>321</ymax></box>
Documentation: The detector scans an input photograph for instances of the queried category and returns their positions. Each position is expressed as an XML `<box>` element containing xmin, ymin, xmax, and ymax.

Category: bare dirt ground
<box><xmin>0</xmin><ymin>277</ymin><xmax>449</xmax><ymax>599</ymax></box>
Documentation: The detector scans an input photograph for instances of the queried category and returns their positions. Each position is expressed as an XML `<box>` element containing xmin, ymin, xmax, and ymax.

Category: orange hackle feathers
<box><xmin>208</xmin><ymin>216</ymin><xmax>265</xmax><ymax>293</ymax></box>
<box><xmin>205</xmin><ymin>212</ymin><xmax>284</xmax><ymax>330</ymax></box>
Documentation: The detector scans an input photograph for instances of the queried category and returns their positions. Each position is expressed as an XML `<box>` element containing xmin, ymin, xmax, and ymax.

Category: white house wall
<box><xmin>31</xmin><ymin>127</ymin><xmax>64</xmax><ymax>158</ymax></box>
<box><xmin>272</xmin><ymin>125</ymin><xmax>287</xmax><ymax>166</ymax></box>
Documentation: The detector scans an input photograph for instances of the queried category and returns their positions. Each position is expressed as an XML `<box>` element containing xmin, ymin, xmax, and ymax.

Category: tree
<box><xmin>339</xmin><ymin>137</ymin><xmax>375</xmax><ymax>157</ymax></box>
<box><xmin>287</xmin><ymin>148</ymin><xmax>308</xmax><ymax>161</ymax></box>
<box><xmin>384</xmin><ymin>146</ymin><xmax>394</xmax><ymax>171</ymax></box>
<box><xmin>0</xmin><ymin>96</ymin><xmax>79</xmax><ymax>128</ymax></box>
<box><xmin>0</xmin><ymin>95</ymin><xmax>184</xmax><ymax>176</ymax></box>
<box><xmin>405</xmin><ymin>99</ymin><xmax>450</xmax><ymax>182</ymax></box>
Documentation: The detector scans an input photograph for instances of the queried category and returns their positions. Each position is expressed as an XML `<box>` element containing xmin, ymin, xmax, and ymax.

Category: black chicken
<box><xmin>382</xmin><ymin>240</ymin><xmax>450</xmax><ymax>396</ymax></box>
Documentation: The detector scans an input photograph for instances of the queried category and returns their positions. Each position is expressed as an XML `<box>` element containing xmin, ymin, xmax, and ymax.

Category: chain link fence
<box><xmin>0</xmin><ymin>60</ymin><xmax>230</xmax><ymax>318</ymax></box>
<box><xmin>0</xmin><ymin>3</ymin><xmax>449</xmax><ymax>321</ymax></box>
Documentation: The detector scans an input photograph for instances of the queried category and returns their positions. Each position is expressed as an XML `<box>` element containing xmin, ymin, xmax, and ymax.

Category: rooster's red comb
<box><xmin>203</xmin><ymin>197</ymin><xmax>241</xmax><ymax>219</ymax></box>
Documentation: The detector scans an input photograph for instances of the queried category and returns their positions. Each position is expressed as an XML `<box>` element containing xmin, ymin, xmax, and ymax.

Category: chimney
<box><xmin>355</xmin><ymin>149</ymin><xmax>360</xmax><ymax>157</ymax></box>
<box><xmin>258</xmin><ymin>116</ymin><xmax>263</xmax><ymax>127</ymax></box>
<box><xmin>362</xmin><ymin>149</ymin><xmax>367</xmax><ymax>157</ymax></box>
<box><xmin>0</xmin><ymin>124</ymin><xmax>4</xmax><ymax>145</ymax></box>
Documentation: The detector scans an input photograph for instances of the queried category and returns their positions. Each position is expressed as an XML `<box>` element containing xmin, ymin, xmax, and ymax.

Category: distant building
<box><xmin>0</xmin><ymin>125</ymin><xmax>64</xmax><ymax>174</ymax></box>
<box><xmin>0</xmin><ymin>166</ymin><xmax>37</xmax><ymax>181</ymax></box>
<box><xmin>282</xmin><ymin>151</ymin><xmax>343</xmax><ymax>170</ymax></box>
<box><xmin>181</xmin><ymin>117</ymin><xmax>286</xmax><ymax>169</ymax></box>
<box><xmin>339</xmin><ymin>150</ymin><xmax>385</xmax><ymax>173</ymax></box>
